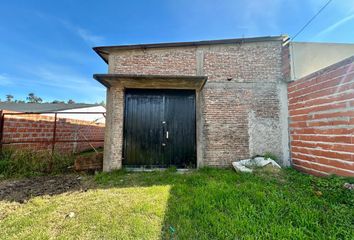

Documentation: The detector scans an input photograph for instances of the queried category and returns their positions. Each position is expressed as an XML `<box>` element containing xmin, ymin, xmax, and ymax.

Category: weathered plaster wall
<box><xmin>247</xmin><ymin>83</ymin><xmax>284</xmax><ymax>161</ymax></box>
<box><xmin>104</xmin><ymin>40</ymin><xmax>290</xmax><ymax>168</ymax></box>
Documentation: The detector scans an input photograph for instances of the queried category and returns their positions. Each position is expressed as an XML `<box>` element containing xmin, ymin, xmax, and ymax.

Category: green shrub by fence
<box><xmin>0</xmin><ymin>149</ymin><xmax>75</xmax><ymax>178</ymax></box>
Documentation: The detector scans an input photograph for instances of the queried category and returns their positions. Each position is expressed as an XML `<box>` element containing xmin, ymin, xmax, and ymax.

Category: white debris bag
<box><xmin>232</xmin><ymin>157</ymin><xmax>281</xmax><ymax>173</ymax></box>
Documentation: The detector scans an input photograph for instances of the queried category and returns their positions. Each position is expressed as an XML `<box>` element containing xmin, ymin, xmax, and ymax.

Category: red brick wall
<box><xmin>1</xmin><ymin>112</ymin><xmax>105</xmax><ymax>153</ymax></box>
<box><xmin>109</xmin><ymin>48</ymin><xmax>197</xmax><ymax>75</ymax></box>
<box><xmin>288</xmin><ymin>56</ymin><xmax>354</xmax><ymax>177</ymax></box>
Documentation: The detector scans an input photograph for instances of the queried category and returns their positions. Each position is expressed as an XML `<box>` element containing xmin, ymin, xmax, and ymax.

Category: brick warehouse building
<box><xmin>93</xmin><ymin>36</ymin><xmax>291</xmax><ymax>171</ymax></box>
<box><xmin>93</xmin><ymin>35</ymin><xmax>354</xmax><ymax>176</ymax></box>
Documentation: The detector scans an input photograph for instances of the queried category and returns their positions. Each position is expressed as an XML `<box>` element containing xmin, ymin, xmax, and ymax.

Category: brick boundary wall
<box><xmin>288</xmin><ymin>56</ymin><xmax>354</xmax><ymax>177</ymax></box>
<box><xmin>1</xmin><ymin>111</ymin><xmax>105</xmax><ymax>153</ymax></box>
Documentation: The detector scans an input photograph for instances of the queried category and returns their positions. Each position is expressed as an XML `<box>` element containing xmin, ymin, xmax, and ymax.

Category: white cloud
<box><xmin>0</xmin><ymin>74</ymin><xmax>13</xmax><ymax>86</ymax></box>
<box><xmin>315</xmin><ymin>13</ymin><xmax>354</xmax><ymax>38</ymax></box>
<box><xmin>74</xmin><ymin>27</ymin><xmax>105</xmax><ymax>45</ymax></box>
<box><xmin>257</xmin><ymin>0</ymin><xmax>354</xmax><ymax>41</ymax></box>
<box><xmin>308</xmin><ymin>0</ymin><xmax>354</xmax><ymax>14</ymax></box>
<box><xmin>11</xmin><ymin>65</ymin><xmax>105</xmax><ymax>102</ymax></box>
<box><xmin>240</xmin><ymin>0</ymin><xmax>282</xmax><ymax>35</ymax></box>
<box><xmin>18</xmin><ymin>64</ymin><xmax>105</xmax><ymax>94</ymax></box>
<box><xmin>49</xmin><ymin>18</ymin><xmax>105</xmax><ymax>45</ymax></box>
<box><xmin>32</xmin><ymin>11</ymin><xmax>105</xmax><ymax>46</ymax></box>
<box><xmin>168</xmin><ymin>0</ymin><xmax>285</xmax><ymax>37</ymax></box>
<box><xmin>61</xmin><ymin>20</ymin><xmax>104</xmax><ymax>45</ymax></box>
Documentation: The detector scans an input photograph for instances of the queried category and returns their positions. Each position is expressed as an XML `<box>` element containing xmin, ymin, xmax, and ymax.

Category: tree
<box><xmin>6</xmin><ymin>95</ymin><xmax>14</xmax><ymax>102</ymax></box>
<box><xmin>98</xmin><ymin>100</ymin><xmax>106</xmax><ymax>107</ymax></box>
<box><xmin>67</xmin><ymin>99</ymin><xmax>75</xmax><ymax>104</ymax></box>
<box><xmin>26</xmin><ymin>93</ymin><xmax>43</xmax><ymax>103</ymax></box>
<box><xmin>52</xmin><ymin>100</ymin><xmax>65</xmax><ymax>104</ymax></box>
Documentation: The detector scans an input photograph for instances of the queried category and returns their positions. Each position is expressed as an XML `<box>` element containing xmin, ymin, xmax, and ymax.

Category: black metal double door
<box><xmin>123</xmin><ymin>89</ymin><xmax>196</xmax><ymax>168</ymax></box>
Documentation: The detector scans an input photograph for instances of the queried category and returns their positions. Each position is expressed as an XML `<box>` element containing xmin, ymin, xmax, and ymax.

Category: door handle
<box><xmin>166</xmin><ymin>131</ymin><xmax>169</xmax><ymax>139</ymax></box>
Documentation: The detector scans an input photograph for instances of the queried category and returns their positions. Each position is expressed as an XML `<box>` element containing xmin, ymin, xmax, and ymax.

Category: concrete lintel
<box><xmin>94</xmin><ymin>74</ymin><xmax>207</xmax><ymax>90</ymax></box>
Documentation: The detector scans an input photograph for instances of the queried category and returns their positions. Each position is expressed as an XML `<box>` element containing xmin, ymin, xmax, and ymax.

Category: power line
<box><xmin>291</xmin><ymin>0</ymin><xmax>333</xmax><ymax>41</ymax></box>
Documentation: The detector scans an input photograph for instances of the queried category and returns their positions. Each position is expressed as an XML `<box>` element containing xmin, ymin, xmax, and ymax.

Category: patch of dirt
<box><xmin>0</xmin><ymin>175</ymin><xmax>94</xmax><ymax>203</ymax></box>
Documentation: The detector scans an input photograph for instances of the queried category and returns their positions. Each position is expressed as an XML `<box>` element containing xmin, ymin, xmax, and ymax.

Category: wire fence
<box><xmin>0</xmin><ymin>110</ymin><xmax>106</xmax><ymax>155</ymax></box>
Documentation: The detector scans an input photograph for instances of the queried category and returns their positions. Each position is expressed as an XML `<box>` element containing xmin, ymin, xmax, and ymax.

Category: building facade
<box><xmin>94</xmin><ymin>36</ymin><xmax>290</xmax><ymax>171</ymax></box>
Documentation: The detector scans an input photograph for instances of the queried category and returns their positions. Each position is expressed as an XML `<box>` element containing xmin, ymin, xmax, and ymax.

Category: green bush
<box><xmin>166</xmin><ymin>165</ymin><xmax>177</xmax><ymax>172</ymax></box>
<box><xmin>0</xmin><ymin>148</ymin><xmax>75</xmax><ymax>178</ymax></box>
<box><xmin>263</xmin><ymin>152</ymin><xmax>278</xmax><ymax>161</ymax></box>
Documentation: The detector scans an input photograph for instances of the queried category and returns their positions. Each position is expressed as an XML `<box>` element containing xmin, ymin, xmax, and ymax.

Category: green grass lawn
<box><xmin>1</xmin><ymin>168</ymin><xmax>353</xmax><ymax>239</ymax></box>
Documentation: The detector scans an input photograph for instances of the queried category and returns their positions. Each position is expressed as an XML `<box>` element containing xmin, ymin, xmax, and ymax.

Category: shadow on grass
<box><xmin>94</xmin><ymin>167</ymin><xmax>354</xmax><ymax>239</ymax></box>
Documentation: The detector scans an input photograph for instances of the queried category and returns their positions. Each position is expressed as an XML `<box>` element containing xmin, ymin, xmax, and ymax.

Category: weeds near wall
<box><xmin>263</xmin><ymin>152</ymin><xmax>279</xmax><ymax>161</ymax></box>
<box><xmin>0</xmin><ymin>149</ymin><xmax>75</xmax><ymax>178</ymax></box>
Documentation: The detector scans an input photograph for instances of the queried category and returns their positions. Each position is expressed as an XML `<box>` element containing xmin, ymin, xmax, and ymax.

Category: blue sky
<box><xmin>1</xmin><ymin>0</ymin><xmax>353</xmax><ymax>103</ymax></box>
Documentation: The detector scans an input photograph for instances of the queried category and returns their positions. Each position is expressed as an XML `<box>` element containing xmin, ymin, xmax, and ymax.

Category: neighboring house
<box><xmin>289</xmin><ymin>42</ymin><xmax>354</xmax><ymax>79</ymax></box>
<box><xmin>93</xmin><ymin>36</ymin><xmax>290</xmax><ymax>171</ymax></box>
<box><xmin>0</xmin><ymin>103</ymin><xmax>106</xmax><ymax>123</ymax></box>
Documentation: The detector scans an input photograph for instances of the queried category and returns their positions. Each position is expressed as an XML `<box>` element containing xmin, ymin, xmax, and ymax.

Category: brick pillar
<box><xmin>103</xmin><ymin>85</ymin><xmax>124</xmax><ymax>171</ymax></box>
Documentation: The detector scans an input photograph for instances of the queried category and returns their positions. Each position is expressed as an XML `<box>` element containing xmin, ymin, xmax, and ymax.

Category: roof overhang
<box><xmin>93</xmin><ymin>74</ymin><xmax>208</xmax><ymax>90</ymax></box>
<box><xmin>93</xmin><ymin>35</ymin><xmax>289</xmax><ymax>63</ymax></box>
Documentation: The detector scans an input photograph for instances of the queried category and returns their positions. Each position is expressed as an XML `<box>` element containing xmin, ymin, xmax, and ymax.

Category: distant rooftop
<box><xmin>0</xmin><ymin>103</ymin><xmax>101</xmax><ymax>113</ymax></box>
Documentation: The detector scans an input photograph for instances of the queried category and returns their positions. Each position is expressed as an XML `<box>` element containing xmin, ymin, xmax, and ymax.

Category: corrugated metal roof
<box><xmin>0</xmin><ymin>103</ymin><xmax>101</xmax><ymax>113</ymax></box>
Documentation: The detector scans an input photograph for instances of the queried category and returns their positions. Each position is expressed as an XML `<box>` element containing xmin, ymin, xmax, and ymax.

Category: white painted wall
<box><xmin>290</xmin><ymin>42</ymin><xmax>354</xmax><ymax>80</ymax></box>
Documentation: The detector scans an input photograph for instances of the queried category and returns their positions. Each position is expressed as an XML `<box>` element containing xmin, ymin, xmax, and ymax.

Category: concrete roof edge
<box><xmin>93</xmin><ymin>74</ymin><xmax>208</xmax><ymax>88</ymax></box>
<box><xmin>94</xmin><ymin>73</ymin><xmax>207</xmax><ymax>79</ymax></box>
